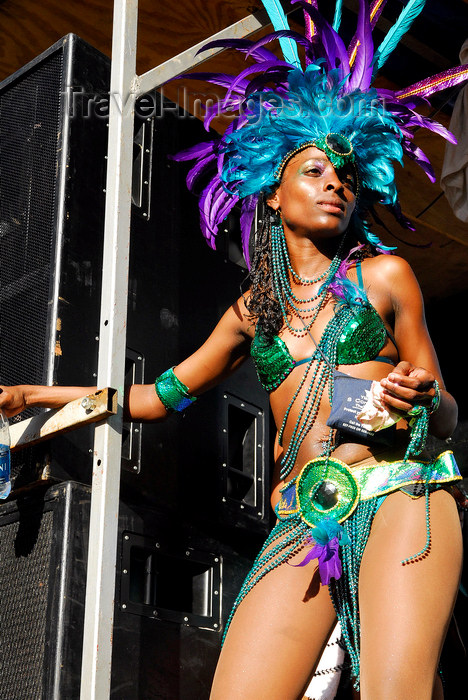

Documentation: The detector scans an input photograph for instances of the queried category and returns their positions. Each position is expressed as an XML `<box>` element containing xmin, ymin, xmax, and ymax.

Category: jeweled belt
<box><xmin>277</xmin><ymin>450</ymin><xmax>461</xmax><ymax>528</ymax></box>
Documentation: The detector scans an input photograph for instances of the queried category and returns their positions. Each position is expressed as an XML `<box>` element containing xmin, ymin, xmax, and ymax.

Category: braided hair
<box><xmin>245</xmin><ymin>202</ymin><xmax>378</xmax><ymax>336</ymax></box>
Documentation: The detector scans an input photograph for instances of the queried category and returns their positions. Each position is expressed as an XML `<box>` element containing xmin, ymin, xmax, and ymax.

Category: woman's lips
<box><xmin>316</xmin><ymin>199</ymin><xmax>345</xmax><ymax>214</ymax></box>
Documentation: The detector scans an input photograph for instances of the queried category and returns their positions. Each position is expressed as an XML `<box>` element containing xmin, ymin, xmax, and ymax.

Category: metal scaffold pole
<box><xmin>79</xmin><ymin>1</ymin><xmax>138</xmax><ymax>698</ymax></box>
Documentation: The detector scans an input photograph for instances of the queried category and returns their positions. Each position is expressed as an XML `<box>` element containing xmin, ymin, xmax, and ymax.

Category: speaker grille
<box><xmin>0</xmin><ymin>509</ymin><xmax>53</xmax><ymax>699</ymax></box>
<box><xmin>0</xmin><ymin>51</ymin><xmax>63</xmax><ymax>390</ymax></box>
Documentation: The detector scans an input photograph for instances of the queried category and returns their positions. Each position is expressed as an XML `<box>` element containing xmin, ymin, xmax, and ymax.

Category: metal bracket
<box><xmin>120</xmin><ymin>532</ymin><xmax>222</xmax><ymax>632</ymax></box>
<box><xmin>220</xmin><ymin>392</ymin><xmax>267</xmax><ymax>521</ymax></box>
<box><xmin>131</xmin><ymin>117</ymin><xmax>153</xmax><ymax>219</ymax></box>
<box><xmin>121</xmin><ymin>349</ymin><xmax>144</xmax><ymax>473</ymax></box>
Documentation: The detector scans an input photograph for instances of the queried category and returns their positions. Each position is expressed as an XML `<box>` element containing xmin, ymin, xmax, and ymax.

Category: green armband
<box><xmin>154</xmin><ymin>367</ymin><xmax>197</xmax><ymax>413</ymax></box>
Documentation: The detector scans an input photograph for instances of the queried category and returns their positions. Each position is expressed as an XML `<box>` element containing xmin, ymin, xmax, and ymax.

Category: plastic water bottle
<box><xmin>0</xmin><ymin>410</ymin><xmax>11</xmax><ymax>499</ymax></box>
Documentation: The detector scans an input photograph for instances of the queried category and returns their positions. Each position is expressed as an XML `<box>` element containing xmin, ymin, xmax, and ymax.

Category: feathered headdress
<box><xmin>172</xmin><ymin>0</ymin><xmax>468</xmax><ymax>265</ymax></box>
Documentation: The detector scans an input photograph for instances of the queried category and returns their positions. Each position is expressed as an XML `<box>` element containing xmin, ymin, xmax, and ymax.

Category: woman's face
<box><xmin>268</xmin><ymin>146</ymin><xmax>357</xmax><ymax>238</ymax></box>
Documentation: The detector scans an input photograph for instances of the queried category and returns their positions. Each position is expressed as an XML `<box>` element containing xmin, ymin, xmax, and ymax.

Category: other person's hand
<box><xmin>0</xmin><ymin>386</ymin><xmax>28</xmax><ymax>418</ymax></box>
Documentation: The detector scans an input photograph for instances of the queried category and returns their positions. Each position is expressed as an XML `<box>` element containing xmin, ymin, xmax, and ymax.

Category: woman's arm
<box><xmin>376</xmin><ymin>256</ymin><xmax>457</xmax><ymax>439</ymax></box>
<box><xmin>126</xmin><ymin>296</ymin><xmax>252</xmax><ymax>421</ymax></box>
<box><xmin>0</xmin><ymin>296</ymin><xmax>253</xmax><ymax>422</ymax></box>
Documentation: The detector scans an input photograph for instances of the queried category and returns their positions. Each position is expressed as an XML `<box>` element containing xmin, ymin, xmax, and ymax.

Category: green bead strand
<box><xmin>328</xmin><ymin>498</ymin><xmax>379</xmax><ymax>689</ymax></box>
<box><xmin>401</xmin><ymin>486</ymin><xmax>432</xmax><ymax>565</ymax></box>
<box><xmin>221</xmin><ymin>519</ymin><xmax>308</xmax><ymax>644</ymax></box>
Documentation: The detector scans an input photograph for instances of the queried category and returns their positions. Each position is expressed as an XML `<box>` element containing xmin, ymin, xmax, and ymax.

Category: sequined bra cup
<box><xmin>251</xmin><ymin>302</ymin><xmax>390</xmax><ymax>392</ymax></box>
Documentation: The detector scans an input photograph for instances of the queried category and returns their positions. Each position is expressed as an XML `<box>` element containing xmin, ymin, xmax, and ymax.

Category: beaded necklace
<box><xmin>270</xmin><ymin>220</ymin><xmax>355</xmax><ymax>480</ymax></box>
<box><xmin>270</xmin><ymin>220</ymin><xmax>345</xmax><ymax>334</ymax></box>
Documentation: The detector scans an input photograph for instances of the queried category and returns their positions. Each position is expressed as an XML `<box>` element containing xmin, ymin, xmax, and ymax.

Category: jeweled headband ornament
<box><xmin>171</xmin><ymin>0</ymin><xmax>468</xmax><ymax>265</ymax></box>
<box><xmin>274</xmin><ymin>133</ymin><xmax>355</xmax><ymax>181</ymax></box>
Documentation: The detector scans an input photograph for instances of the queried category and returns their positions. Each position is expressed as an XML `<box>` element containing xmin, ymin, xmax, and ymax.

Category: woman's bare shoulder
<box><xmin>362</xmin><ymin>253</ymin><xmax>414</xmax><ymax>278</ymax></box>
<box><xmin>361</xmin><ymin>254</ymin><xmax>425</xmax><ymax>324</ymax></box>
<box><xmin>361</xmin><ymin>254</ymin><xmax>419</xmax><ymax>294</ymax></box>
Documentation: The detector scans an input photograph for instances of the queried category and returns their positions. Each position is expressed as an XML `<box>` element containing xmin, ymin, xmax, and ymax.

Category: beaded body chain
<box><xmin>270</xmin><ymin>219</ymin><xmax>353</xmax><ymax>480</ymax></box>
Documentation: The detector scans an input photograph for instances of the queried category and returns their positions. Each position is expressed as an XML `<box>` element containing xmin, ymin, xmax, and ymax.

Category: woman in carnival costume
<box><xmin>1</xmin><ymin>1</ymin><xmax>468</xmax><ymax>698</ymax></box>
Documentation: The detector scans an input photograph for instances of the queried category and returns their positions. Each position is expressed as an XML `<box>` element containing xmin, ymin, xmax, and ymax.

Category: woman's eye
<box><xmin>305</xmin><ymin>165</ymin><xmax>323</xmax><ymax>175</ymax></box>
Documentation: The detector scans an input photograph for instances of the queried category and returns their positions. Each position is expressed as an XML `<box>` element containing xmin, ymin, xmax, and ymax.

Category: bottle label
<box><xmin>0</xmin><ymin>445</ymin><xmax>10</xmax><ymax>482</ymax></box>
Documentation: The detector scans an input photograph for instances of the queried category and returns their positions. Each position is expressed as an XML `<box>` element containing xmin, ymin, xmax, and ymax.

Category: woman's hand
<box><xmin>379</xmin><ymin>361</ymin><xmax>438</xmax><ymax>414</ymax></box>
<box><xmin>379</xmin><ymin>361</ymin><xmax>457</xmax><ymax>440</ymax></box>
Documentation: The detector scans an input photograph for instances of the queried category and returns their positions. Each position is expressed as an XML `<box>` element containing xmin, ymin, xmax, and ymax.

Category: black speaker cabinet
<box><xmin>0</xmin><ymin>34</ymin><xmax>273</xmax><ymax>537</ymax></box>
<box><xmin>0</xmin><ymin>481</ymin><xmax>89</xmax><ymax>699</ymax></box>
<box><xmin>0</xmin><ymin>480</ymin><xmax>256</xmax><ymax>700</ymax></box>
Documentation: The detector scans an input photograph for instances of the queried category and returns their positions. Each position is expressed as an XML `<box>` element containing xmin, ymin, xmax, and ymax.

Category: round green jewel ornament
<box><xmin>295</xmin><ymin>457</ymin><xmax>360</xmax><ymax>527</ymax></box>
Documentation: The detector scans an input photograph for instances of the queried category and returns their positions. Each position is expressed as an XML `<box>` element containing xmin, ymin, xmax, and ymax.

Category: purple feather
<box><xmin>385</xmin><ymin>201</ymin><xmax>416</xmax><ymax>232</ymax></box>
<box><xmin>291</xmin><ymin>537</ymin><xmax>343</xmax><ymax>584</ymax></box>
<box><xmin>186</xmin><ymin>153</ymin><xmax>216</xmax><ymax>190</ymax></box>
<box><xmin>293</xmin><ymin>0</ymin><xmax>351</xmax><ymax>79</ymax></box>
<box><xmin>368</xmin><ymin>0</ymin><xmax>389</xmax><ymax>27</ymax></box>
<box><xmin>213</xmin><ymin>191</ymin><xmax>239</xmax><ymax>227</ymax></box>
<box><xmin>408</xmin><ymin>114</ymin><xmax>457</xmax><ymax>145</ymax></box>
<box><xmin>381</xmin><ymin>97</ymin><xmax>458</xmax><ymax>145</ymax></box>
<box><xmin>170</xmin><ymin>141</ymin><xmax>215</xmax><ymax>162</ymax></box>
<box><xmin>395</xmin><ymin>64</ymin><xmax>468</xmax><ymax>100</ymax></box>
<box><xmin>204</xmin><ymin>196</ymin><xmax>239</xmax><ymax>250</ymax></box>
<box><xmin>377</xmin><ymin>87</ymin><xmax>430</xmax><ymax>112</ymax></box>
<box><xmin>245</xmin><ymin>70</ymin><xmax>292</xmax><ymax>96</ymax></box>
<box><xmin>202</xmin><ymin>97</ymin><xmax>244</xmax><ymax>132</ymax></box>
<box><xmin>302</xmin><ymin>0</ymin><xmax>318</xmax><ymax>43</ymax></box>
<box><xmin>178</xmin><ymin>71</ymin><xmax>249</xmax><ymax>94</ymax></box>
<box><xmin>348</xmin><ymin>0</ymin><xmax>388</xmax><ymax>61</ymax></box>
<box><xmin>244</xmin><ymin>30</ymin><xmax>315</xmax><ymax>62</ymax></box>
<box><xmin>199</xmin><ymin>179</ymin><xmax>221</xmax><ymax>246</ymax></box>
<box><xmin>197</xmin><ymin>37</ymin><xmax>281</xmax><ymax>64</ymax></box>
<box><xmin>200</xmin><ymin>180</ymin><xmax>239</xmax><ymax>250</ymax></box>
<box><xmin>289</xmin><ymin>517</ymin><xmax>350</xmax><ymax>584</ymax></box>
<box><xmin>401</xmin><ymin>139</ymin><xmax>436</xmax><ymax>182</ymax></box>
<box><xmin>223</xmin><ymin>59</ymin><xmax>293</xmax><ymax>102</ymax></box>
<box><xmin>348</xmin><ymin>0</ymin><xmax>373</xmax><ymax>91</ymax></box>
<box><xmin>329</xmin><ymin>244</ymin><xmax>367</xmax><ymax>303</ymax></box>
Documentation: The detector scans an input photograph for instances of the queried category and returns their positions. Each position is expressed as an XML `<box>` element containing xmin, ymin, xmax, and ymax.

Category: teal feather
<box><xmin>373</xmin><ymin>0</ymin><xmax>426</xmax><ymax>75</ymax></box>
<box><xmin>332</xmin><ymin>0</ymin><xmax>343</xmax><ymax>32</ymax></box>
<box><xmin>261</xmin><ymin>0</ymin><xmax>302</xmax><ymax>68</ymax></box>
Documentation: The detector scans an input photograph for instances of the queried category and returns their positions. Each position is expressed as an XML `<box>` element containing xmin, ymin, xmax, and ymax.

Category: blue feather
<box><xmin>261</xmin><ymin>0</ymin><xmax>302</xmax><ymax>68</ymax></box>
<box><xmin>332</xmin><ymin>0</ymin><xmax>343</xmax><ymax>32</ymax></box>
<box><xmin>373</xmin><ymin>0</ymin><xmax>426</xmax><ymax>74</ymax></box>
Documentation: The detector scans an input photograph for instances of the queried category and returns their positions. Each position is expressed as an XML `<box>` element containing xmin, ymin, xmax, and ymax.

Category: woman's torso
<box><xmin>245</xmin><ymin>256</ymin><xmax>412</xmax><ymax>505</ymax></box>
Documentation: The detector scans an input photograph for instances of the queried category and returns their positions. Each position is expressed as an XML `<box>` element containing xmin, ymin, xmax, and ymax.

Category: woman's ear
<box><xmin>266</xmin><ymin>189</ymin><xmax>281</xmax><ymax>211</ymax></box>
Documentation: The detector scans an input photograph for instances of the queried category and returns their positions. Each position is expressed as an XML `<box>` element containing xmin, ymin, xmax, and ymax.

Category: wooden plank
<box><xmin>9</xmin><ymin>387</ymin><xmax>117</xmax><ymax>451</ymax></box>
<box><xmin>0</xmin><ymin>0</ymin><xmax>259</xmax><ymax>82</ymax></box>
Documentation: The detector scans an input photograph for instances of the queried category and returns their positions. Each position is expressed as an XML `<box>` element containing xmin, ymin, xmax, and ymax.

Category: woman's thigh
<box><xmin>210</xmin><ymin>550</ymin><xmax>337</xmax><ymax>700</ymax></box>
<box><xmin>358</xmin><ymin>489</ymin><xmax>462</xmax><ymax>700</ymax></box>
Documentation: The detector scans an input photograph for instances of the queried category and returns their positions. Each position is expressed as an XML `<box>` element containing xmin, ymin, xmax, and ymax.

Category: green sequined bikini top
<box><xmin>251</xmin><ymin>264</ymin><xmax>395</xmax><ymax>392</ymax></box>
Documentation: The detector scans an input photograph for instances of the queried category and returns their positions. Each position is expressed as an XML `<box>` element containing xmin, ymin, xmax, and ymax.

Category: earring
<box><xmin>269</xmin><ymin>207</ymin><xmax>281</xmax><ymax>225</ymax></box>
